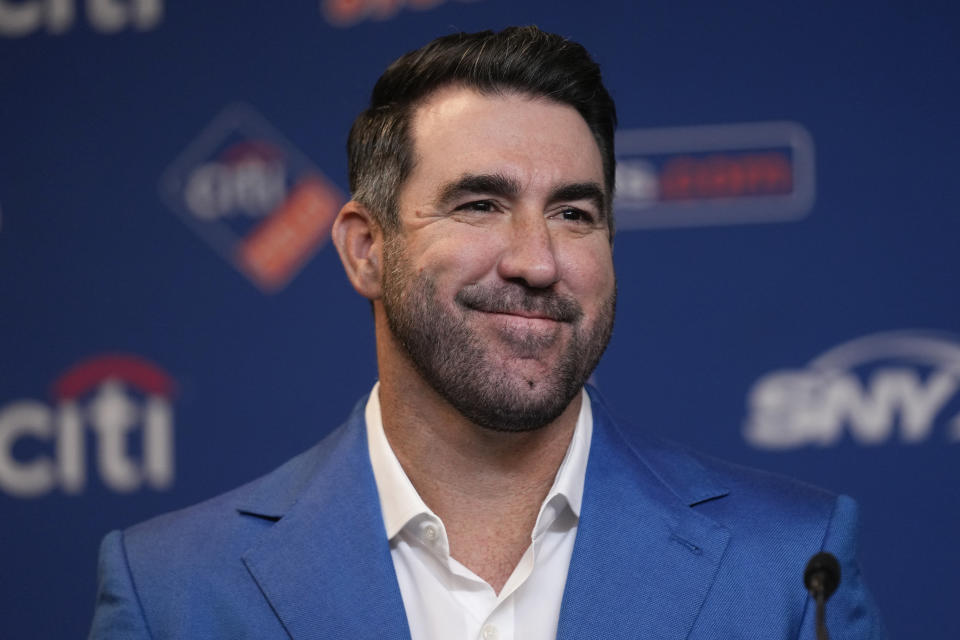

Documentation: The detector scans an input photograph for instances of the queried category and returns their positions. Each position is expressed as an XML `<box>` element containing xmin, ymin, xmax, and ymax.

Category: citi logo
<box><xmin>184</xmin><ymin>140</ymin><xmax>288</xmax><ymax>222</ymax></box>
<box><xmin>744</xmin><ymin>331</ymin><xmax>960</xmax><ymax>449</ymax></box>
<box><xmin>0</xmin><ymin>354</ymin><xmax>176</xmax><ymax>498</ymax></box>
<box><xmin>161</xmin><ymin>104</ymin><xmax>343</xmax><ymax>292</ymax></box>
<box><xmin>0</xmin><ymin>0</ymin><xmax>162</xmax><ymax>37</ymax></box>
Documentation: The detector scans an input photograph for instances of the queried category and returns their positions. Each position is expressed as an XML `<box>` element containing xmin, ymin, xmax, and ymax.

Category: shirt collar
<box><xmin>365</xmin><ymin>382</ymin><xmax>433</xmax><ymax>539</ymax></box>
<box><xmin>366</xmin><ymin>382</ymin><xmax>594</xmax><ymax>542</ymax></box>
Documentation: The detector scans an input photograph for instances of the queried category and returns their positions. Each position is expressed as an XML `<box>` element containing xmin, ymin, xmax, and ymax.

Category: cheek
<box><xmin>560</xmin><ymin>244</ymin><xmax>615</xmax><ymax>299</ymax></box>
<box><xmin>413</xmin><ymin>230</ymin><xmax>504</xmax><ymax>283</ymax></box>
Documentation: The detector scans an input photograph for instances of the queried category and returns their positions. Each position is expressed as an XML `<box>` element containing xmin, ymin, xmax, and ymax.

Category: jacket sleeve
<box><xmin>797</xmin><ymin>495</ymin><xmax>887</xmax><ymax>640</ymax></box>
<box><xmin>88</xmin><ymin>530</ymin><xmax>153</xmax><ymax>639</ymax></box>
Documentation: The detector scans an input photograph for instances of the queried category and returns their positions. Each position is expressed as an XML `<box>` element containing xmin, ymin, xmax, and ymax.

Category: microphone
<box><xmin>803</xmin><ymin>552</ymin><xmax>841</xmax><ymax>640</ymax></box>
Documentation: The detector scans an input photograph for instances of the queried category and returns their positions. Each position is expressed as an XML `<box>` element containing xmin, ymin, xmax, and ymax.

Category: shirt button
<box><xmin>481</xmin><ymin>624</ymin><xmax>499</xmax><ymax>640</ymax></box>
<box><xmin>423</xmin><ymin>524</ymin><xmax>438</xmax><ymax>542</ymax></box>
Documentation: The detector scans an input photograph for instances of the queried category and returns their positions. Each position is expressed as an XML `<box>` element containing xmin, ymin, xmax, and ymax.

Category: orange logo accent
<box><xmin>237</xmin><ymin>175</ymin><xmax>342</xmax><ymax>292</ymax></box>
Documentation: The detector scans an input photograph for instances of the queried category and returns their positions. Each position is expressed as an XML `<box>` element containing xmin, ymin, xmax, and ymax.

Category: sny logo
<box><xmin>744</xmin><ymin>331</ymin><xmax>960</xmax><ymax>449</ymax></box>
<box><xmin>161</xmin><ymin>103</ymin><xmax>343</xmax><ymax>292</ymax></box>
<box><xmin>0</xmin><ymin>354</ymin><xmax>176</xmax><ymax>498</ymax></box>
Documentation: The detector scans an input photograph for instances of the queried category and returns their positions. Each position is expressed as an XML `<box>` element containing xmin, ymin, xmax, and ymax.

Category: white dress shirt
<box><xmin>365</xmin><ymin>383</ymin><xmax>593</xmax><ymax>640</ymax></box>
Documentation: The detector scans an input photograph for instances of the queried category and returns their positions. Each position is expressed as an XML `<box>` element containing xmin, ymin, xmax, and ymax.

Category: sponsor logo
<box><xmin>0</xmin><ymin>0</ymin><xmax>163</xmax><ymax>37</ymax></box>
<box><xmin>321</xmin><ymin>0</ymin><xmax>480</xmax><ymax>27</ymax></box>
<box><xmin>161</xmin><ymin>103</ymin><xmax>343</xmax><ymax>292</ymax></box>
<box><xmin>615</xmin><ymin>121</ymin><xmax>815</xmax><ymax>228</ymax></box>
<box><xmin>744</xmin><ymin>331</ymin><xmax>960</xmax><ymax>449</ymax></box>
<box><xmin>0</xmin><ymin>354</ymin><xmax>177</xmax><ymax>498</ymax></box>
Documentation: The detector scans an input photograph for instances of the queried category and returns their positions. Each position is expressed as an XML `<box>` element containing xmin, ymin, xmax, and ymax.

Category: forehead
<box><xmin>404</xmin><ymin>86</ymin><xmax>604</xmax><ymax>200</ymax></box>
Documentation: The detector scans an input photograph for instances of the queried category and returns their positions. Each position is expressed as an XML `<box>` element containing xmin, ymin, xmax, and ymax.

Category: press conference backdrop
<box><xmin>1</xmin><ymin>1</ymin><xmax>957</xmax><ymax>637</ymax></box>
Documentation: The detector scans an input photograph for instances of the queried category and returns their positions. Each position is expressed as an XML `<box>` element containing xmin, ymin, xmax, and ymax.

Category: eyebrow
<box><xmin>434</xmin><ymin>173</ymin><xmax>608</xmax><ymax>219</ymax></box>
<box><xmin>550</xmin><ymin>182</ymin><xmax>607</xmax><ymax>219</ymax></box>
<box><xmin>434</xmin><ymin>173</ymin><xmax>521</xmax><ymax>207</ymax></box>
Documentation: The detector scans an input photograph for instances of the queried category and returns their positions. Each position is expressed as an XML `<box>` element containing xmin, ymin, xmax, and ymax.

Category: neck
<box><xmin>374</xmin><ymin>317</ymin><xmax>582</xmax><ymax>591</ymax></box>
<box><xmin>376</xmin><ymin>350</ymin><xmax>581</xmax><ymax>511</ymax></box>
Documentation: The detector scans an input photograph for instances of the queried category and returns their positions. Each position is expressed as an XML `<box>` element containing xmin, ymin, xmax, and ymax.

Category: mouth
<box><xmin>481</xmin><ymin>308</ymin><xmax>562</xmax><ymax>322</ymax></box>
<box><xmin>455</xmin><ymin>284</ymin><xmax>583</xmax><ymax>326</ymax></box>
<box><xmin>471</xmin><ymin>309</ymin><xmax>564</xmax><ymax>355</ymax></box>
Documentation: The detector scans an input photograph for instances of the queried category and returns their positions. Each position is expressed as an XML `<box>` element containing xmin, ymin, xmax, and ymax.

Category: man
<box><xmin>89</xmin><ymin>27</ymin><xmax>885</xmax><ymax>639</ymax></box>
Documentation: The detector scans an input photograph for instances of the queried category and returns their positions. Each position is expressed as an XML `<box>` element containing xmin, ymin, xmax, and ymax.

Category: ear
<box><xmin>331</xmin><ymin>200</ymin><xmax>384</xmax><ymax>300</ymax></box>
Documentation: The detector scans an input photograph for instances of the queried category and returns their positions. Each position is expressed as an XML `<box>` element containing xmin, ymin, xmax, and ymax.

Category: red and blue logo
<box><xmin>321</xmin><ymin>0</ymin><xmax>481</xmax><ymax>27</ymax></box>
<box><xmin>0</xmin><ymin>353</ymin><xmax>177</xmax><ymax>498</ymax></box>
<box><xmin>615</xmin><ymin>121</ymin><xmax>815</xmax><ymax>228</ymax></box>
<box><xmin>161</xmin><ymin>103</ymin><xmax>343</xmax><ymax>292</ymax></box>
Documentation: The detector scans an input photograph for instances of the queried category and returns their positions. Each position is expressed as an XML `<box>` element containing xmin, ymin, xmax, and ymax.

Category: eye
<box><xmin>556</xmin><ymin>207</ymin><xmax>596</xmax><ymax>224</ymax></box>
<box><xmin>454</xmin><ymin>199</ymin><xmax>499</xmax><ymax>213</ymax></box>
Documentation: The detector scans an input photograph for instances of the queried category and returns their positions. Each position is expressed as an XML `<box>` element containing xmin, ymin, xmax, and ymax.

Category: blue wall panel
<box><xmin>1</xmin><ymin>1</ymin><xmax>957</xmax><ymax>637</ymax></box>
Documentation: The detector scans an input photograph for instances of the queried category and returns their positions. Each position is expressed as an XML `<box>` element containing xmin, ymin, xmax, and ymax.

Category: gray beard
<box><xmin>381</xmin><ymin>238</ymin><xmax>615</xmax><ymax>432</ymax></box>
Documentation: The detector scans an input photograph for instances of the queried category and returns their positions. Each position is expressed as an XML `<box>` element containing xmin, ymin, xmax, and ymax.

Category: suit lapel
<box><xmin>232</xmin><ymin>390</ymin><xmax>730</xmax><ymax>639</ymax></box>
<box><xmin>558</xmin><ymin>392</ymin><xmax>731</xmax><ymax>640</ymax></box>
<box><xmin>239</xmin><ymin>405</ymin><xmax>411</xmax><ymax>640</ymax></box>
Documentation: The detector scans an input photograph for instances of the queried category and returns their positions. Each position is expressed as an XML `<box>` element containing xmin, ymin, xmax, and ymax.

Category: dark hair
<box><xmin>347</xmin><ymin>26</ymin><xmax>617</xmax><ymax>235</ymax></box>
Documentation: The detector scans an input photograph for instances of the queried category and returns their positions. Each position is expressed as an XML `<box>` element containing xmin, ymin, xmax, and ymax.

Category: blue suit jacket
<box><xmin>89</xmin><ymin>388</ymin><xmax>885</xmax><ymax>639</ymax></box>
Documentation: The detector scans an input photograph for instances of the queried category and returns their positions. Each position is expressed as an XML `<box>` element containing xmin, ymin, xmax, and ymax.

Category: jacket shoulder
<box><xmin>586</xmin><ymin>385</ymin><xmax>838</xmax><ymax>526</ymax></box>
<box><xmin>124</xmin><ymin>408</ymin><xmax>364</xmax><ymax>558</ymax></box>
<box><xmin>631</xmin><ymin>427</ymin><xmax>839</xmax><ymax>530</ymax></box>
<box><xmin>90</xmin><ymin>399</ymin><xmax>373</xmax><ymax>638</ymax></box>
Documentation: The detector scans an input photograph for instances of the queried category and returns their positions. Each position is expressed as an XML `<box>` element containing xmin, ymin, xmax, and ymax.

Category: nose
<box><xmin>496</xmin><ymin>212</ymin><xmax>560</xmax><ymax>289</ymax></box>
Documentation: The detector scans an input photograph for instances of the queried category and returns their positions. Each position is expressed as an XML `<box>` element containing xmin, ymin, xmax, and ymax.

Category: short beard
<box><xmin>381</xmin><ymin>234</ymin><xmax>615</xmax><ymax>432</ymax></box>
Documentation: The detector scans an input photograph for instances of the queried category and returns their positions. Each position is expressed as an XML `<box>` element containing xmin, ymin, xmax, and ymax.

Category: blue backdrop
<box><xmin>2</xmin><ymin>1</ymin><xmax>957</xmax><ymax>637</ymax></box>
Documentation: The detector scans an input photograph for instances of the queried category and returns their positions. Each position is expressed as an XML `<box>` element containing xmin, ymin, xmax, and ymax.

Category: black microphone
<box><xmin>804</xmin><ymin>552</ymin><xmax>841</xmax><ymax>640</ymax></box>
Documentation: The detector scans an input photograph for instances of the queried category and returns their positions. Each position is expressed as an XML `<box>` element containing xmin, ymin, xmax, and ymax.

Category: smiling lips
<box><xmin>454</xmin><ymin>283</ymin><xmax>583</xmax><ymax>325</ymax></box>
<box><xmin>466</xmin><ymin>304</ymin><xmax>575</xmax><ymax>341</ymax></box>
<box><xmin>471</xmin><ymin>308</ymin><xmax>567</xmax><ymax>355</ymax></box>
<box><xmin>486</xmin><ymin>308</ymin><xmax>562</xmax><ymax>322</ymax></box>
<box><xmin>481</xmin><ymin>310</ymin><xmax>564</xmax><ymax>338</ymax></box>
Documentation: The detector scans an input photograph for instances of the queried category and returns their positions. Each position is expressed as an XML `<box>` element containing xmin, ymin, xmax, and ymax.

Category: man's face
<box><xmin>379</xmin><ymin>86</ymin><xmax>616</xmax><ymax>431</ymax></box>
